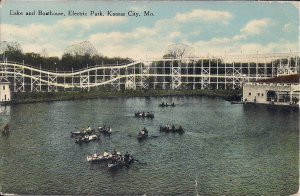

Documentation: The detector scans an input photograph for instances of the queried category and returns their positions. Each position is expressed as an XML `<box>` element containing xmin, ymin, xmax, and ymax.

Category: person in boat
<box><xmin>3</xmin><ymin>124</ymin><xmax>10</xmax><ymax>132</ymax></box>
<box><xmin>178</xmin><ymin>126</ymin><xmax>183</xmax><ymax>132</ymax></box>
<box><xmin>128</xmin><ymin>155</ymin><xmax>134</xmax><ymax>163</ymax></box>
<box><xmin>166</xmin><ymin>124</ymin><xmax>170</xmax><ymax>130</ymax></box>
<box><xmin>93</xmin><ymin>153</ymin><xmax>97</xmax><ymax>158</ymax></box>
<box><xmin>172</xmin><ymin>102</ymin><xmax>175</xmax><ymax>106</ymax></box>
<box><xmin>111</xmin><ymin>149</ymin><xmax>120</xmax><ymax>163</ymax></box>
<box><xmin>172</xmin><ymin>125</ymin><xmax>175</xmax><ymax>131</ymax></box>
<box><xmin>143</xmin><ymin>127</ymin><xmax>148</xmax><ymax>135</ymax></box>
<box><xmin>162</xmin><ymin>101</ymin><xmax>165</xmax><ymax>105</ymax></box>
<box><xmin>86</xmin><ymin>126</ymin><xmax>91</xmax><ymax>131</ymax></box>
<box><xmin>166</xmin><ymin>102</ymin><xmax>169</xmax><ymax>106</ymax></box>
<box><xmin>119</xmin><ymin>154</ymin><xmax>123</xmax><ymax>161</ymax></box>
<box><xmin>2</xmin><ymin>123</ymin><xmax>10</xmax><ymax>135</ymax></box>
<box><xmin>103</xmin><ymin>150</ymin><xmax>109</xmax><ymax>157</ymax></box>
<box><xmin>124</xmin><ymin>151</ymin><xmax>129</xmax><ymax>162</ymax></box>
<box><xmin>112</xmin><ymin>149</ymin><xmax>117</xmax><ymax>156</ymax></box>
<box><xmin>111</xmin><ymin>157</ymin><xmax>117</xmax><ymax>164</ymax></box>
<box><xmin>160</xmin><ymin>125</ymin><xmax>164</xmax><ymax>131</ymax></box>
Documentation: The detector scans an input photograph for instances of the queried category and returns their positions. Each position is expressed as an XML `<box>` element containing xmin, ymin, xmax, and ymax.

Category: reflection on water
<box><xmin>0</xmin><ymin>105</ymin><xmax>11</xmax><ymax>122</ymax></box>
<box><xmin>0</xmin><ymin>96</ymin><xmax>298</xmax><ymax>195</ymax></box>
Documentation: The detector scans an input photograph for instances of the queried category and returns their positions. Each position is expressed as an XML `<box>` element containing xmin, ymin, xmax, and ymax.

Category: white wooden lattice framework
<box><xmin>0</xmin><ymin>52</ymin><xmax>298</xmax><ymax>92</ymax></box>
<box><xmin>171</xmin><ymin>60</ymin><xmax>181</xmax><ymax>89</ymax></box>
<box><xmin>14</xmin><ymin>66</ymin><xmax>25</xmax><ymax>92</ymax></box>
<box><xmin>110</xmin><ymin>67</ymin><xmax>120</xmax><ymax>90</ymax></box>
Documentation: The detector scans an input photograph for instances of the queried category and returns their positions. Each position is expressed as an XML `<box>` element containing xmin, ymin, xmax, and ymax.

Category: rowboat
<box><xmin>75</xmin><ymin>134</ymin><xmax>99</xmax><ymax>143</ymax></box>
<box><xmin>87</xmin><ymin>153</ymin><xmax>112</xmax><ymax>162</ymax></box>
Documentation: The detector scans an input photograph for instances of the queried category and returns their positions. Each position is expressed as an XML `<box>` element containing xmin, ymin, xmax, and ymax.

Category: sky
<box><xmin>0</xmin><ymin>1</ymin><xmax>299</xmax><ymax>60</ymax></box>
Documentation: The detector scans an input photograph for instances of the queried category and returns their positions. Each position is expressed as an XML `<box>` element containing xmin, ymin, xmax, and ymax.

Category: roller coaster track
<box><xmin>0</xmin><ymin>53</ymin><xmax>299</xmax><ymax>92</ymax></box>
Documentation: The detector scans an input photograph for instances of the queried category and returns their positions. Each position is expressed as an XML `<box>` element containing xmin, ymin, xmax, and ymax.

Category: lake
<box><xmin>0</xmin><ymin>96</ymin><xmax>298</xmax><ymax>195</ymax></box>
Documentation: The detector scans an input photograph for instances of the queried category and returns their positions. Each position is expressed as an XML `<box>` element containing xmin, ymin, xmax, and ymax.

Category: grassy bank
<box><xmin>11</xmin><ymin>89</ymin><xmax>242</xmax><ymax>104</ymax></box>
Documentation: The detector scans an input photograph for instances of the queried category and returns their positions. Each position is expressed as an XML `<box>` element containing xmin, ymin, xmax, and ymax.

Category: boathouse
<box><xmin>242</xmin><ymin>74</ymin><xmax>300</xmax><ymax>107</ymax></box>
<box><xmin>0</xmin><ymin>78</ymin><xmax>11</xmax><ymax>103</ymax></box>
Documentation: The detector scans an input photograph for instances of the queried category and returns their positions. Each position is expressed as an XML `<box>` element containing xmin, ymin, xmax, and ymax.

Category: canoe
<box><xmin>159</xmin><ymin>103</ymin><xmax>175</xmax><ymax>107</ymax></box>
<box><xmin>87</xmin><ymin>153</ymin><xmax>112</xmax><ymax>162</ymax></box>
<box><xmin>98</xmin><ymin>127</ymin><xmax>112</xmax><ymax>134</ymax></box>
<box><xmin>75</xmin><ymin>134</ymin><xmax>99</xmax><ymax>143</ymax></box>
<box><xmin>160</xmin><ymin>126</ymin><xmax>184</xmax><ymax>134</ymax></box>
<box><xmin>134</xmin><ymin>112</ymin><xmax>154</xmax><ymax>118</ymax></box>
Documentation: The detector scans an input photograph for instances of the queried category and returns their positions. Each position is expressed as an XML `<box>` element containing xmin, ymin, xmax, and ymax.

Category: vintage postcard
<box><xmin>0</xmin><ymin>1</ymin><xmax>299</xmax><ymax>195</ymax></box>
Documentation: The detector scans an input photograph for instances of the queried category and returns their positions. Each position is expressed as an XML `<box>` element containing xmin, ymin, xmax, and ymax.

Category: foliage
<box><xmin>2</xmin><ymin>44</ymin><xmax>23</xmax><ymax>62</ymax></box>
<box><xmin>164</xmin><ymin>43</ymin><xmax>194</xmax><ymax>59</ymax></box>
<box><xmin>0</xmin><ymin>42</ymin><xmax>132</xmax><ymax>71</ymax></box>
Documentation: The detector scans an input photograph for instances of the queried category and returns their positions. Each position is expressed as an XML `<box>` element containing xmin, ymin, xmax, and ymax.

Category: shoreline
<box><xmin>7</xmin><ymin>89</ymin><xmax>242</xmax><ymax>105</ymax></box>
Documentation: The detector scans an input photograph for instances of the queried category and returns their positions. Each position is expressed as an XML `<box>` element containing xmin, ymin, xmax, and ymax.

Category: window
<box><xmin>257</xmin><ymin>93</ymin><xmax>260</xmax><ymax>96</ymax></box>
<box><xmin>262</xmin><ymin>93</ymin><xmax>264</xmax><ymax>96</ymax></box>
<box><xmin>249</xmin><ymin>92</ymin><xmax>251</xmax><ymax>96</ymax></box>
<box><xmin>3</xmin><ymin>86</ymin><xmax>5</xmax><ymax>90</ymax></box>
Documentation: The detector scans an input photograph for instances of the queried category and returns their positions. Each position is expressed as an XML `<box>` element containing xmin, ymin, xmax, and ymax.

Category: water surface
<box><xmin>0</xmin><ymin>96</ymin><xmax>298</xmax><ymax>195</ymax></box>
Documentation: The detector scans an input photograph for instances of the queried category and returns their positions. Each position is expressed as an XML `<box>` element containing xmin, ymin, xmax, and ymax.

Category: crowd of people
<box><xmin>135</xmin><ymin>111</ymin><xmax>154</xmax><ymax>118</ymax></box>
<box><xmin>160</xmin><ymin>124</ymin><xmax>184</xmax><ymax>133</ymax></box>
<box><xmin>110</xmin><ymin>149</ymin><xmax>133</xmax><ymax>165</ymax></box>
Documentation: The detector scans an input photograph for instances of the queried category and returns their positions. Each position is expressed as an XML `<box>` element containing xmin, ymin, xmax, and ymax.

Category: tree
<box><xmin>0</xmin><ymin>41</ymin><xmax>23</xmax><ymax>61</ymax></box>
<box><xmin>0</xmin><ymin>41</ymin><xmax>132</xmax><ymax>71</ymax></box>
<box><xmin>64</xmin><ymin>41</ymin><xmax>99</xmax><ymax>57</ymax></box>
<box><xmin>164</xmin><ymin>43</ymin><xmax>194</xmax><ymax>59</ymax></box>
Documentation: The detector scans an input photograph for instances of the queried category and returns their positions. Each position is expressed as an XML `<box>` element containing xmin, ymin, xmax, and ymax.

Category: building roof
<box><xmin>256</xmin><ymin>74</ymin><xmax>299</xmax><ymax>84</ymax></box>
